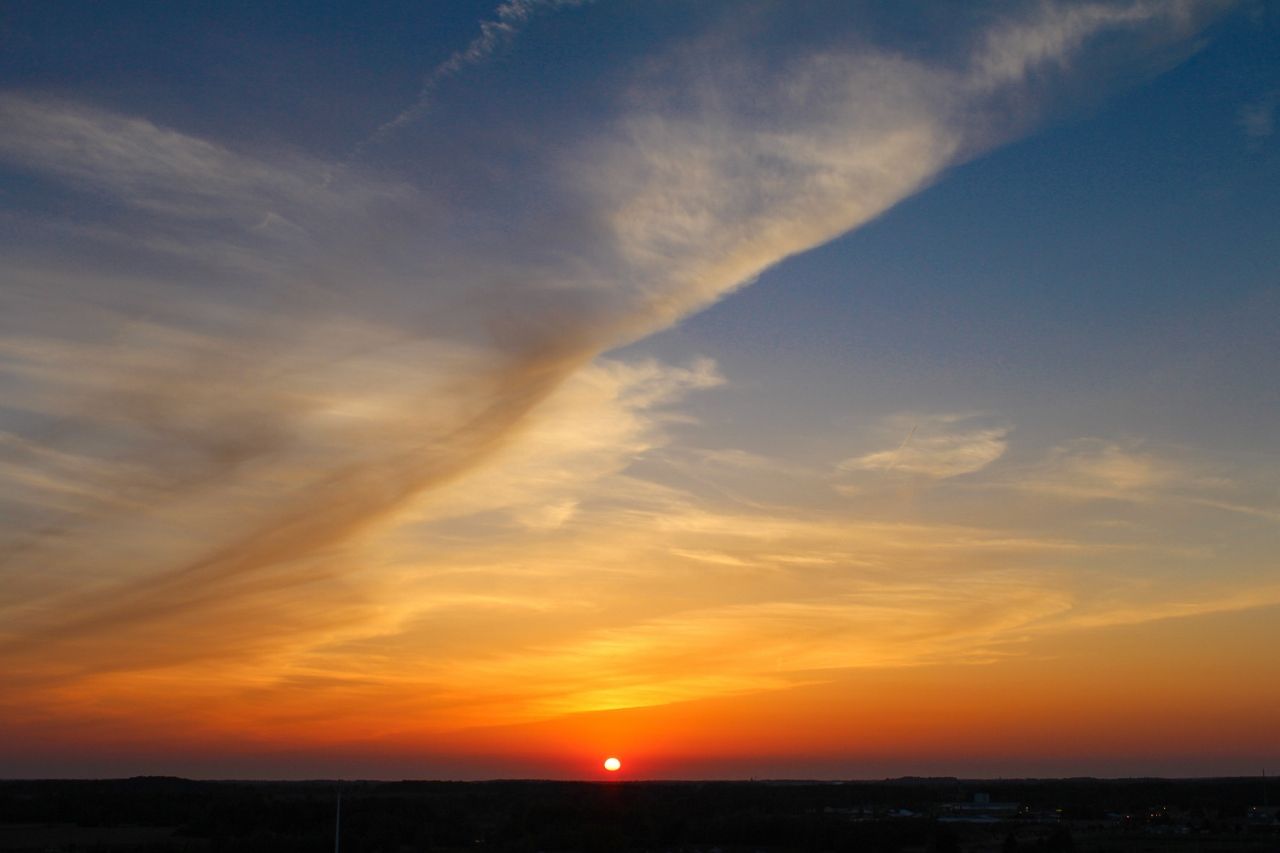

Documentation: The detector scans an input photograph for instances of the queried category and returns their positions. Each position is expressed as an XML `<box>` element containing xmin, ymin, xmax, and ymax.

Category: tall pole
<box><xmin>335</xmin><ymin>789</ymin><xmax>342</xmax><ymax>853</ymax></box>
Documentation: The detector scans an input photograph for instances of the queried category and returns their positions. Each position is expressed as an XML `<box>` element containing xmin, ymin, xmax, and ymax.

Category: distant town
<box><xmin>1</xmin><ymin>776</ymin><xmax>1276</xmax><ymax>852</ymax></box>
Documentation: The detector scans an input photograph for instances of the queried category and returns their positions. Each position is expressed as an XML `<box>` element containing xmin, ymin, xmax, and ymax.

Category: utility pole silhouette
<box><xmin>335</xmin><ymin>788</ymin><xmax>342</xmax><ymax>853</ymax></box>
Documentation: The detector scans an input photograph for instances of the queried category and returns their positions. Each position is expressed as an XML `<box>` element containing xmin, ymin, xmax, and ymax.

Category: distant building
<box><xmin>1248</xmin><ymin>805</ymin><xmax>1280</xmax><ymax>825</ymax></box>
<box><xmin>940</xmin><ymin>793</ymin><xmax>1021</xmax><ymax>823</ymax></box>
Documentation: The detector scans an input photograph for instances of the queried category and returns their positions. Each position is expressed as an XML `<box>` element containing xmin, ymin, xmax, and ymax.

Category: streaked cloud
<box><xmin>839</xmin><ymin>413</ymin><xmax>1010</xmax><ymax>479</ymax></box>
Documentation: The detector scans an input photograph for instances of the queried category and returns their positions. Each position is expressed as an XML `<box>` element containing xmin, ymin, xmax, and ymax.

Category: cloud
<box><xmin>0</xmin><ymin>95</ymin><xmax>303</xmax><ymax>215</ymax></box>
<box><xmin>388</xmin><ymin>356</ymin><xmax>724</xmax><ymax>528</ymax></box>
<box><xmin>967</xmin><ymin>0</ymin><xmax>1207</xmax><ymax>94</ymax></box>
<box><xmin>430</xmin><ymin>578</ymin><xmax>1076</xmax><ymax>720</ymax></box>
<box><xmin>1047</xmin><ymin>440</ymin><xmax>1179</xmax><ymax>491</ymax></box>
<box><xmin>1005</xmin><ymin>438</ymin><xmax>1190</xmax><ymax>502</ymax></box>
<box><xmin>840</xmin><ymin>414</ymin><xmax>1010</xmax><ymax>478</ymax></box>
<box><xmin>1239</xmin><ymin>91</ymin><xmax>1278</xmax><ymax>138</ymax></box>
<box><xmin>0</xmin><ymin>351</ymin><xmax>718</xmax><ymax>685</ymax></box>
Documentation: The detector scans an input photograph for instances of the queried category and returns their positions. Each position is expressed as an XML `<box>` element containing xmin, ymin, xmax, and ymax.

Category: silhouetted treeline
<box><xmin>0</xmin><ymin>776</ymin><xmax>1276</xmax><ymax>852</ymax></box>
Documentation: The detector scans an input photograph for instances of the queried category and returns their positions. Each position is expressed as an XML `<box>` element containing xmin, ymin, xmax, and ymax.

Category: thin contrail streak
<box><xmin>356</xmin><ymin>0</ymin><xmax>595</xmax><ymax>154</ymax></box>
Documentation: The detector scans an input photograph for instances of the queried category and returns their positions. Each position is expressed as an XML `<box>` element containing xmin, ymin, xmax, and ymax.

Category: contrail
<box><xmin>358</xmin><ymin>0</ymin><xmax>595</xmax><ymax>153</ymax></box>
<box><xmin>897</xmin><ymin>425</ymin><xmax>918</xmax><ymax>454</ymax></box>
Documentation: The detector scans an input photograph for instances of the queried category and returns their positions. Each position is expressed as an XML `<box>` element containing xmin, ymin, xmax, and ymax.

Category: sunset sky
<box><xmin>1</xmin><ymin>0</ymin><xmax>1278</xmax><ymax>780</ymax></box>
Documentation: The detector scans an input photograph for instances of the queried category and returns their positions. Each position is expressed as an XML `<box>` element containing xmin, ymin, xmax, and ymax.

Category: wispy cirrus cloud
<box><xmin>839</xmin><ymin>413</ymin><xmax>1010</xmax><ymax>479</ymax></box>
<box><xmin>0</xmin><ymin>95</ymin><xmax>351</xmax><ymax>221</ymax></box>
<box><xmin>1238</xmin><ymin>90</ymin><xmax>1278</xmax><ymax>138</ymax></box>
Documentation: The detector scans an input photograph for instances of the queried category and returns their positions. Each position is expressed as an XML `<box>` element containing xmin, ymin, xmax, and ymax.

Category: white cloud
<box><xmin>840</xmin><ymin>414</ymin><xmax>1010</xmax><ymax>478</ymax></box>
<box><xmin>968</xmin><ymin>0</ymin><xmax>1203</xmax><ymax>93</ymax></box>
<box><xmin>0</xmin><ymin>95</ymin><xmax>390</xmax><ymax>223</ymax></box>
<box><xmin>1239</xmin><ymin>91</ymin><xmax>1277</xmax><ymax>138</ymax></box>
<box><xmin>1011</xmin><ymin>439</ymin><xmax>1186</xmax><ymax>501</ymax></box>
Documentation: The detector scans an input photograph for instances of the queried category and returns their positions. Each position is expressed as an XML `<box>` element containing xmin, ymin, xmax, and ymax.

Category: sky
<box><xmin>0</xmin><ymin>0</ymin><xmax>1277</xmax><ymax>780</ymax></box>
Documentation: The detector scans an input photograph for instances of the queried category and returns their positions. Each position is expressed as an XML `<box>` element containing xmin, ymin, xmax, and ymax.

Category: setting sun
<box><xmin>603</xmin><ymin>757</ymin><xmax>621</xmax><ymax>772</ymax></box>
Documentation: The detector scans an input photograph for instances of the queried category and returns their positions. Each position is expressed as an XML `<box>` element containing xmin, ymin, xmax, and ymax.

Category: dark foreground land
<box><xmin>1</xmin><ymin>777</ymin><xmax>1277</xmax><ymax>853</ymax></box>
